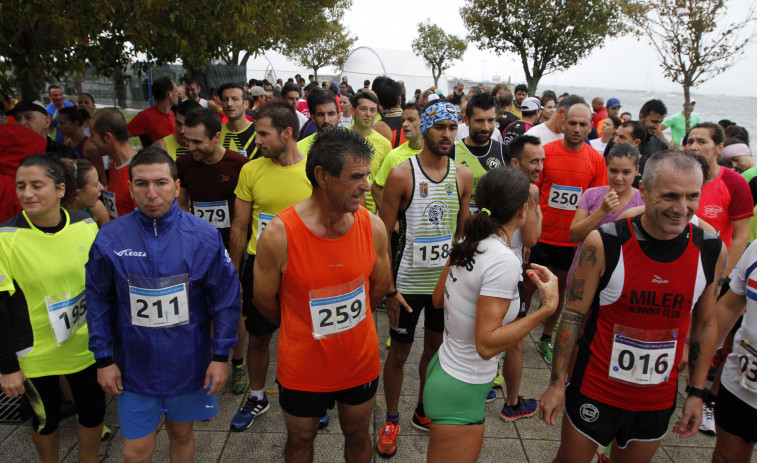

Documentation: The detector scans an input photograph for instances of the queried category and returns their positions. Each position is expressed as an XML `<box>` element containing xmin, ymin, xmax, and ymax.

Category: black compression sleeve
<box><xmin>0</xmin><ymin>291</ymin><xmax>21</xmax><ymax>374</ymax></box>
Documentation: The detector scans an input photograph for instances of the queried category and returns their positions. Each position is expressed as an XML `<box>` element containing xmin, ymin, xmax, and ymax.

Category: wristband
<box><xmin>386</xmin><ymin>290</ymin><xmax>398</xmax><ymax>298</ymax></box>
<box><xmin>213</xmin><ymin>354</ymin><xmax>229</xmax><ymax>363</ymax></box>
<box><xmin>685</xmin><ymin>385</ymin><xmax>707</xmax><ymax>399</ymax></box>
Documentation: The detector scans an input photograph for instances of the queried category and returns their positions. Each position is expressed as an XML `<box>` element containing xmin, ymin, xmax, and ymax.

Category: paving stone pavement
<box><xmin>0</xmin><ymin>307</ymin><xmax>745</xmax><ymax>462</ymax></box>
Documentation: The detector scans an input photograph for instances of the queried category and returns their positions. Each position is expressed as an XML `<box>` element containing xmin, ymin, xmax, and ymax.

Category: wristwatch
<box><xmin>685</xmin><ymin>385</ymin><xmax>707</xmax><ymax>399</ymax></box>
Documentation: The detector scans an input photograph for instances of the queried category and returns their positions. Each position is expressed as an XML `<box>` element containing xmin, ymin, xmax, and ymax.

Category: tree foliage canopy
<box><xmin>411</xmin><ymin>20</ymin><xmax>467</xmax><ymax>87</ymax></box>
<box><xmin>461</xmin><ymin>0</ymin><xmax>626</xmax><ymax>94</ymax></box>
<box><xmin>626</xmin><ymin>0</ymin><xmax>757</xmax><ymax>132</ymax></box>
<box><xmin>0</xmin><ymin>0</ymin><xmax>343</xmax><ymax>99</ymax></box>
<box><xmin>282</xmin><ymin>18</ymin><xmax>356</xmax><ymax>82</ymax></box>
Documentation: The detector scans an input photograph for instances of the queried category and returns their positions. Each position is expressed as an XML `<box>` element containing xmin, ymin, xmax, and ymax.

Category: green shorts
<box><xmin>423</xmin><ymin>352</ymin><xmax>493</xmax><ymax>425</ymax></box>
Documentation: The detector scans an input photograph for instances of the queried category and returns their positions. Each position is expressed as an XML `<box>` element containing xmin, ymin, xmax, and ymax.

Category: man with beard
<box><xmin>375</xmin><ymin>101</ymin><xmax>473</xmax><ymax>457</ymax></box>
<box><xmin>297</xmin><ymin>89</ymin><xmax>339</xmax><ymax>155</ymax></box>
<box><xmin>454</xmin><ymin>92</ymin><xmax>506</xmax><ymax>212</ymax></box>
<box><xmin>176</xmin><ymin>108</ymin><xmax>250</xmax><ymax>249</ymax></box>
<box><xmin>228</xmin><ymin>102</ymin><xmax>313</xmax><ymax>431</ymax></box>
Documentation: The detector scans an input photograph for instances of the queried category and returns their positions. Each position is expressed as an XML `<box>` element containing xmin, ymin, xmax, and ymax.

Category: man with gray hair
<box><xmin>539</xmin><ymin>150</ymin><xmax>725</xmax><ymax>463</ymax></box>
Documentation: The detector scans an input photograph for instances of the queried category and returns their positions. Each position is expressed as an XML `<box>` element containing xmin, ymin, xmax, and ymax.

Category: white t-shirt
<box><xmin>721</xmin><ymin>242</ymin><xmax>757</xmax><ymax>409</ymax></box>
<box><xmin>524</xmin><ymin>123</ymin><xmax>563</xmax><ymax>145</ymax></box>
<box><xmin>590</xmin><ymin>138</ymin><xmax>608</xmax><ymax>155</ymax></box>
<box><xmin>456</xmin><ymin>123</ymin><xmax>503</xmax><ymax>143</ymax></box>
<box><xmin>438</xmin><ymin>235</ymin><xmax>521</xmax><ymax>384</ymax></box>
<box><xmin>296</xmin><ymin>111</ymin><xmax>309</xmax><ymax>131</ymax></box>
<box><xmin>339</xmin><ymin>115</ymin><xmax>353</xmax><ymax>128</ymax></box>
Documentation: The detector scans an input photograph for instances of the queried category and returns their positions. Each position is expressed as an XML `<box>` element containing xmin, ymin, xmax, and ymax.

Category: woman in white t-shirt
<box><xmin>424</xmin><ymin>167</ymin><xmax>559</xmax><ymax>463</ymax></box>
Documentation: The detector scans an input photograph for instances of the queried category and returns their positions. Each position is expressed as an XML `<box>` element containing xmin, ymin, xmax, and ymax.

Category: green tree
<box><xmin>0</xmin><ymin>0</ymin><xmax>109</xmax><ymax>99</ymax></box>
<box><xmin>283</xmin><ymin>23</ymin><xmax>356</xmax><ymax>82</ymax></box>
<box><xmin>461</xmin><ymin>0</ymin><xmax>626</xmax><ymax>94</ymax></box>
<box><xmin>411</xmin><ymin>20</ymin><xmax>467</xmax><ymax>87</ymax></box>
<box><xmin>627</xmin><ymin>0</ymin><xmax>757</xmax><ymax>133</ymax></box>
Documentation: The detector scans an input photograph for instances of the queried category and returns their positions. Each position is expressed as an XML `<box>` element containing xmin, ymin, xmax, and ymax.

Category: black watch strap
<box><xmin>685</xmin><ymin>385</ymin><xmax>707</xmax><ymax>399</ymax></box>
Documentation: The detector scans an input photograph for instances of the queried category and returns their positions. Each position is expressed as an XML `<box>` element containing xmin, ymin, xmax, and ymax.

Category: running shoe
<box><xmin>230</xmin><ymin>393</ymin><xmax>270</xmax><ymax>432</ymax></box>
<box><xmin>486</xmin><ymin>389</ymin><xmax>497</xmax><ymax>403</ymax></box>
<box><xmin>699</xmin><ymin>402</ymin><xmax>716</xmax><ymax>435</ymax></box>
<box><xmin>101</xmin><ymin>424</ymin><xmax>111</xmax><ymax>441</ymax></box>
<box><xmin>492</xmin><ymin>368</ymin><xmax>504</xmax><ymax>388</ymax></box>
<box><xmin>318</xmin><ymin>412</ymin><xmax>329</xmax><ymax>430</ymax></box>
<box><xmin>376</xmin><ymin>421</ymin><xmax>400</xmax><ymax>458</ymax></box>
<box><xmin>231</xmin><ymin>364</ymin><xmax>249</xmax><ymax>395</ymax></box>
<box><xmin>411</xmin><ymin>409</ymin><xmax>431</xmax><ymax>431</ymax></box>
<box><xmin>499</xmin><ymin>396</ymin><xmax>538</xmax><ymax>422</ymax></box>
<box><xmin>597</xmin><ymin>454</ymin><xmax>611</xmax><ymax>463</ymax></box>
<box><xmin>537</xmin><ymin>339</ymin><xmax>553</xmax><ymax>365</ymax></box>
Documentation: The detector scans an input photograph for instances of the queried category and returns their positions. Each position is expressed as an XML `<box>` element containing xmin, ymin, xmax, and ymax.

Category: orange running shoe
<box><xmin>376</xmin><ymin>421</ymin><xmax>400</xmax><ymax>458</ymax></box>
<box><xmin>411</xmin><ymin>409</ymin><xmax>431</xmax><ymax>431</ymax></box>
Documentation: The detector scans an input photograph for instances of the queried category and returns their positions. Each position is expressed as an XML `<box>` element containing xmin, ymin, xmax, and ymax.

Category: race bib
<box><xmin>608</xmin><ymin>325</ymin><xmax>677</xmax><ymax>386</ymax></box>
<box><xmin>129</xmin><ymin>275</ymin><xmax>190</xmax><ymax>328</ymax></box>
<box><xmin>193</xmin><ymin>201</ymin><xmax>230</xmax><ymax>228</ymax></box>
<box><xmin>102</xmin><ymin>190</ymin><xmax>117</xmax><ymax>218</ymax></box>
<box><xmin>412</xmin><ymin>234</ymin><xmax>452</xmax><ymax>268</ymax></box>
<box><xmin>256</xmin><ymin>212</ymin><xmax>275</xmax><ymax>241</ymax></box>
<box><xmin>45</xmin><ymin>291</ymin><xmax>86</xmax><ymax>345</ymax></box>
<box><xmin>737</xmin><ymin>339</ymin><xmax>757</xmax><ymax>393</ymax></box>
<box><xmin>548</xmin><ymin>184</ymin><xmax>581</xmax><ymax>211</ymax></box>
<box><xmin>309</xmin><ymin>277</ymin><xmax>367</xmax><ymax>339</ymax></box>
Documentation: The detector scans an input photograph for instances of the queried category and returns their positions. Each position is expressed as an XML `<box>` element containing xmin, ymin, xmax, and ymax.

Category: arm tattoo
<box><xmin>689</xmin><ymin>341</ymin><xmax>701</xmax><ymax>363</ymax></box>
<box><xmin>550</xmin><ymin>371</ymin><xmax>560</xmax><ymax>386</ymax></box>
<box><xmin>560</xmin><ymin>307</ymin><xmax>586</xmax><ymax>327</ymax></box>
<box><xmin>567</xmin><ymin>279</ymin><xmax>585</xmax><ymax>303</ymax></box>
<box><xmin>579</xmin><ymin>245</ymin><xmax>597</xmax><ymax>266</ymax></box>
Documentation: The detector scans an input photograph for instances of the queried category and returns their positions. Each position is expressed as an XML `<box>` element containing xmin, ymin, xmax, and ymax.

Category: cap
<box><xmin>521</xmin><ymin>97</ymin><xmax>543</xmax><ymax>112</ymax></box>
<box><xmin>249</xmin><ymin>87</ymin><xmax>271</xmax><ymax>97</ymax></box>
<box><xmin>720</xmin><ymin>143</ymin><xmax>751</xmax><ymax>161</ymax></box>
<box><xmin>427</xmin><ymin>94</ymin><xmax>440</xmax><ymax>103</ymax></box>
<box><xmin>606</xmin><ymin>97</ymin><xmax>621</xmax><ymax>108</ymax></box>
<box><xmin>10</xmin><ymin>100</ymin><xmax>48</xmax><ymax>117</ymax></box>
<box><xmin>434</xmin><ymin>88</ymin><xmax>445</xmax><ymax>96</ymax></box>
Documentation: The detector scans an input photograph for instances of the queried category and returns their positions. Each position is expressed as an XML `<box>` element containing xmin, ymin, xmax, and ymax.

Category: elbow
<box><xmin>475</xmin><ymin>344</ymin><xmax>497</xmax><ymax>361</ymax></box>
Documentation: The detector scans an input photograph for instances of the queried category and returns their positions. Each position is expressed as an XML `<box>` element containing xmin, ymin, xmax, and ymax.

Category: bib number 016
<box><xmin>608</xmin><ymin>335</ymin><xmax>676</xmax><ymax>385</ymax></box>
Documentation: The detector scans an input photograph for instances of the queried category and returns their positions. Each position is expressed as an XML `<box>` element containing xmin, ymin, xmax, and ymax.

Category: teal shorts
<box><xmin>423</xmin><ymin>352</ymin><xmax>493</xmax><ymax>425</ymax></box>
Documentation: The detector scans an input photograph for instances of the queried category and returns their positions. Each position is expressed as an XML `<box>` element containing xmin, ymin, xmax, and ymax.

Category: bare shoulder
<box><xmin>368</xmin><ymin>212</ymin><xmax>388</xmax><ymax>241</ymax></box>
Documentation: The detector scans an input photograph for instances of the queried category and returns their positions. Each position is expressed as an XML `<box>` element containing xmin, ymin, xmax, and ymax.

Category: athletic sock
<box><xmin>385</xmin><ymin>412</ymin><xmax>400</xmax><ymax>425</ymax></box>
<box><xmin>231</xmin><ymin>357</ymin><xmax>244</xmax><ymax>367</ymax></box>
<box><xmin>249</xmin><ymin>389</ymin><xmax>265</xmax><ymax>401</ymax></box>
<box><xmin>540</xmin><ymin>334</ymin><xmax>552</xmax><ymax>343</ymax></box>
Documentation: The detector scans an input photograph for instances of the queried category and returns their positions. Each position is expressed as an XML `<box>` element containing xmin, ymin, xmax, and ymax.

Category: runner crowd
<box><xmin>1</xmin><ymin>73</ymin><xmax>756</xmax><ymax>463</ymax></box>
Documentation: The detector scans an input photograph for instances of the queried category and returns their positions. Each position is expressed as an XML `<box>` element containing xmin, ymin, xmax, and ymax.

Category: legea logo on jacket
<box><xmin>114</xmin><ymin>249</ymin><xmax>147</xmax><ymax>257</ymax></box>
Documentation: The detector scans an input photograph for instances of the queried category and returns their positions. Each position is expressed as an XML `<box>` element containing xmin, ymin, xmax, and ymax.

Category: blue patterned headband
<box><xmin>420</xmin><ymin>102</ymin><xmax>458</xmax><ymax>136</ymax></box>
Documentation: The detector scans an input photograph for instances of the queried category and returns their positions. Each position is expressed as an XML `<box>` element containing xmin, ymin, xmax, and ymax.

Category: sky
<box><xmin>341</xmin><ymin>0</ymin><xmax>757</xmax><ymax>96</ymax></box>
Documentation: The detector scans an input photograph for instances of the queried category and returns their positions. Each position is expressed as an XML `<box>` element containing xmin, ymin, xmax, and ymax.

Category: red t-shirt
<box><xmin>176</xmin><ymin>149</ymin><xmax>250</xmax><ymax>247</ymax></box>
<box><xmin>127</xmin><ymin>106</ymin><xmax>175</xmax><ymax>148</ymax></box>
<box><xmin>697</xmin><ymin>166</ymin><xmax>754</xmax><ymax>247</ymax></box>
<box><xmin>105</xmin><ymin>160</ymin><xmax>137</xmax><ymax>217</ymax></box>
<box><xmin>538</xmin><ymin>140</ymin><xmax>608</xmax><ymax>246</ymax></box>
<box><xmin>592</xmin><ymin>107</ymin><xmax>608</xmax><ymax>129</ymax></box>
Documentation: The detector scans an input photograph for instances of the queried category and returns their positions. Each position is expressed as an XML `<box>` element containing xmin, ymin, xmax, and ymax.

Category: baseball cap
<box><xmin>10</xmin><ymin>100</ymin><xmax>48</xmax><ymax>116</ymax></box>
<box><xmin>249</xmin><ymin>87</ymin><xmax>271</xmax><ymax>97</ymax></box>
<box><xmin>521</xmin><ymin>97</ymin><xmax>543</xmax><ymax>112</ymax></box>
<box><xmin>606</xmin><ymin>97</ymin><xmax>621</xmax><ymax>108</ymax></box>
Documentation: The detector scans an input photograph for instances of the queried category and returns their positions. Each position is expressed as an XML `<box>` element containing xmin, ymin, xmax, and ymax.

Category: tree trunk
<box><xmin>433</xmin><ymin>68</ymin><xmax>440</xmax><ymax>88</ymax></box>
<box><xmin>313</xmin><ymin>67</ymin><xmax>319</xmax><ymax>83</ymax></box>
<box><xmin>683</xmin><ymin>83</ymin><xmax>691</xmax><ymax>137</ymax></box>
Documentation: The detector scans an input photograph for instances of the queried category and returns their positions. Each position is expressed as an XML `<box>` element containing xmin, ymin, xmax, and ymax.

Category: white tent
<box><xmin>341</xmin><ymin>47</ymin><xmax>449</xmax><ymax>98</ymax></box>
<box><xmin>244</xmin><ymin>48</ymin><xmax>448</xmax><ymax>98</ymax></box>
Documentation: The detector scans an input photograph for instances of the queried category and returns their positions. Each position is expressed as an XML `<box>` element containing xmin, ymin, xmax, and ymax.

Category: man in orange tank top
<box><xmin>253</xmin><ymin>128</ymin><xmax>392</xmax><ymax>463</ymax></box>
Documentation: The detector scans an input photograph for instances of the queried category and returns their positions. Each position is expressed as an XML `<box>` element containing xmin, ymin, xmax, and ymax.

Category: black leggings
<box><xmin>26</xmin><ymin>364</ymin><xmax>105</xmax><ymax>435</ymax></box>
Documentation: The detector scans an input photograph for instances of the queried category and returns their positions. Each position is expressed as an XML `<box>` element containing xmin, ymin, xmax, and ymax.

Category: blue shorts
<box><xmin>117</xmin><ymin>387</ymin><xmax>218</xmax><ymax>439</ymax></box>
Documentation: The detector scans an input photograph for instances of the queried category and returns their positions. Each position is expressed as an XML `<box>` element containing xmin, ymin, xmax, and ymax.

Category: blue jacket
<box><xmin>85</xmin><ymin>201</ymin><xmax>240</xmax><ymax>397</ymax></box>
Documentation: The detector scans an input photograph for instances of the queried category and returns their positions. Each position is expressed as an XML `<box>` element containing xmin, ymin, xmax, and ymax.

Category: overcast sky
<box><xmin>342</xmin><ymin>0</ymin><xmax>757</xmax><ymax>96</ymax></box>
